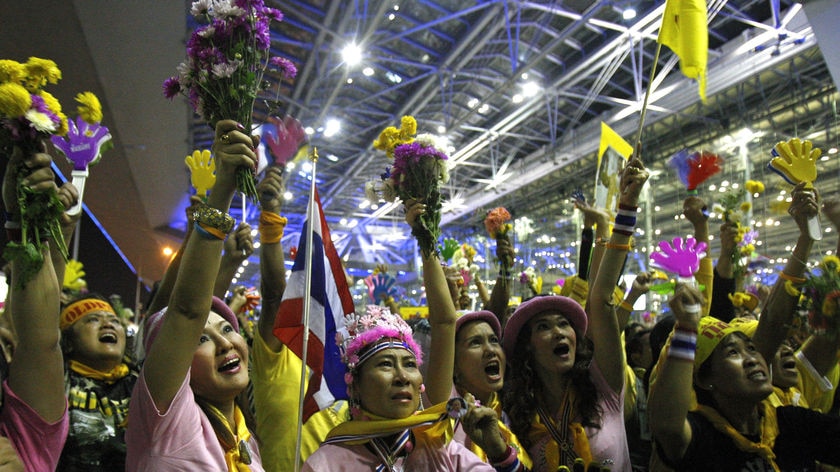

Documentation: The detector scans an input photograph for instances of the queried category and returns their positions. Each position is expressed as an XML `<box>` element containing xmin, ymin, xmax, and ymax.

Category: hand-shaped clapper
<box><xmin>185</xmin><ymin>149</ymin><xmax>216</xmax><ymax>199</ymax></box>
<box><xmin>768</xmin><ymin>138</ymin><xmax>822</xmax><ymax>241</ymax></box>
<box><xmin>649</xmin><ymin>236</ymin><xmax>708</xmax><ymax>286</ymax></box>
<box><xmin>50</xmin><ymin>116</ymin><xmax>113</xmax><ymax>216</ymax></box>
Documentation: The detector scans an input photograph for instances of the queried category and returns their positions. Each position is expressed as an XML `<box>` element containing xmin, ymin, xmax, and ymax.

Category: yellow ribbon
<box><xmin>326</xmin><ymin>401</ymin><xmax>452</xmax><ymax>447</ymax></box>
<box><xmin>692</xmin><ymin>402</ymin><xmax>779</xmax><ymax>471</ymax></box>
<box><xmin>68</xmin><ymin>360</ymin><xmax>129</xmax><ymax>383</ymax></box>
<box><xmin>204</xmin><ymin>404</ymin><xmax>253</xmax><ymax>472</ymax></box>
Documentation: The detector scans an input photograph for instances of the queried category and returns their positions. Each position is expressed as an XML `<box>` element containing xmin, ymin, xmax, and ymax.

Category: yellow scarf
<box><xmin>326</xmin><ymin>401</ymin><xmax>452</xmax><ymax>448</ymax></box>
<box><xmin>692</xmin><ymin>402</ymin><xmax>780</xmax><ymax>471</ymax></box>
<box><xmin>69</xmin><ymin>360</ymin><xmax>130</xmax><ymax>383</ymax></box>
<box><xmin>205</xmin><ymin>404</ymin><xmax>253</xmax><ymax>472</ymax></box>
<box><xmin>464</xmin><ymin>393</ymin><xmax>532</xmax><ymax>469</ymax></box>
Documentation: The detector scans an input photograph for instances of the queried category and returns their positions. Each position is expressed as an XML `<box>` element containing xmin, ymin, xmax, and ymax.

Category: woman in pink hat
<box><xmin>502</xmin><ymin>156</ymin><xmax>649</xmax><ymax>471</ymax></box>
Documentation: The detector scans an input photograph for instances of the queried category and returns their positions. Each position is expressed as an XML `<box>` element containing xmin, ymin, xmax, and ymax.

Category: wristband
<box><xmin>194</xmin><ymin>222</ymin><xmax>226</xmax><ymax>240</ymax></box>
<box><xmin>779</xmin><ymin>272</ymin><xmax>806</xmax><ymax>285</ymax></box>
<box><xmin>783</xmin><ymin>280</ymin><xmax>801</xmax><ymax>298</ymax></box>
<box><xmin>259</xmin><ymin>211</ymin><xmax>287</xmax><ymax>244</ymax></box>
<box><xmin>668</xmin><ymin>328</ymin><xmax>697</xmax><ymax>362</ymax></box>
<box><xmin>619</xmin><ymin>300</ymin><xmax>634</xmax><ymax>312</ymax></box>
<box><xmin>490</xmin><ymin>445</ymin><xmax>518</xmax><ymax>469</ymax></box>
<box><xmin>605</xmin><ymin>241</ymin><xmax>632</xmax><ymax>251</ymax></box>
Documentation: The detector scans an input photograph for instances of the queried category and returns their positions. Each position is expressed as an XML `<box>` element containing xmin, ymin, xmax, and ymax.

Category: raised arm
<box><xmin>485</xmin><ymin>234</ymin><xmax>514</xmax><ymax>324</ymax></box>
<box><xmin>647</xmin><ymin>283</ymin><xmax>705</xmax><ymax>463</ymax></box>
<box><xmin>142</xmin><ymin>121</ymin><xmax>256</xmax><ymax>411</ymax></box>
<box><xmin>405</xmin><ymin>200</ymin><xmax>456</xmax><ymax>405</ymax></box>
<box><xmin>753</xmin><ymin>182</ymin><xmax>816</xmax><ymax>364</ymax></box>
<box><xmin>213</xmin><ymin>221</ymin><xmax>254</xmax><ymax>299</ymax></box>
<box><xmin>588</xmin><ymin>155</ymin><xmax>649</xmax><ymax>391</ymax></box>
<box><xmin>3</xmin><ymin>145</ymin><xmax>65</xmax><ymax>422</ymax></box>
<box><xmin>256</xmin><ymin>166</ymin><xmax>287</xmax><ymax>351</ymax></box>
<box><xmin>683</xmin><ymin>196</ymin><xmax>713</xmax><ymax>316</ymax></box>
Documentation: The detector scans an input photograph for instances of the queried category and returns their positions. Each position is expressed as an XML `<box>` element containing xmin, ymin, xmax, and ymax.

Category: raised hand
<box><xmin>619</xmin><ymin>156</ymin><xmax>649</xmax><ymax>207</ymax></box>
<box><xmin>185</xmin><ymin>149</ymin><xmax>216</xmax><ymax>198</ymax></box>
<box><xmin>224</xmin><ymin>222</ymin><xmax>254</xmax><ymax>261</ymax></box>
<box><xmin>372</xmin><ymin>272</ymin><xmax>397</xmax><ymax>302</ymax></box>
<box><xmin>650</xmin><ymin>236</ymin><xmax>708</xmax><ymax>279</ymax></box>
<box><xmin>257</xmin><ymin>166</ymin><xmax>284</xmax><ymax>214</ymax></box>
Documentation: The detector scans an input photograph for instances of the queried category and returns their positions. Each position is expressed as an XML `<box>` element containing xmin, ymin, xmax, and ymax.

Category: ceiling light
<box><xmin>388</xmin><ymin>13</ymin><xmax>395</xmax><ymax>20</ymax></box>
<box><xmin>340</xmin><ymin>218</ymin><xmax>348</xmax><ymax>225</ymax></box>
<box><xmin>512</xmin><ymin>94</ymin><xmax>523</xmax><ymax>104</ymax></box>
<box><xmin>346</xmin><ymin>78</ymin><xmax>353</xmax><ymax>84</ymax></box>
<box><xmin>623</xmin><ymin>8</ymin><xmax>636</xmax><ymax>20</ymax></box>
<box><xmin>467</xmin><ymin>98</ymin><xmax>479</xmax><ymax>108</ymax></box>
<box><xmin>478</xmin><ymin>103</ymin><xmax>490</xmax><ymax>114</ymax></box>
<box><xmin>522</xmin><ymin>81</ymin><xmax>540</xmax><ymax>97</ymax></box>
<box><xmin>829</xmin><ymin>147</ymin><xmax>838</xmax><ymax>154</ymax></box>
<box><xmin>324</xmin><ymin>118</ymin><xmax>341</xmax><ymax>137</ymax></box>
<box><xmin>437</xmin><ymin>125</ymin><xmax>446</xmax><ymax>133</ymax></box>
<box><xmin>362</xmin><ymin>67</ymin><xmax>375</xmax><ymax>76</ymax></box>
<box><xmin>304</xmin><ymin>126</ymin><xmax>315</xmax><ymax>135</ymax></box>
<box><xmin>283</xmin><ymin>191</ymin><xmax>293</xmax><ymax>200</ymax></box>
<box><xmin>359</xmin><ymin>200</ymin><xmax>370</xmax><ymax>209</ymax></box>
<box><xmin>371</xmin><ymin>204</ymin><xmax>379</xmax><ymax>210</ymax></box>
<box><xmin>393</xmin><ymin>5</ymin><xmax>399</xmax><ymax>10</ymax></box>
<box><xmin>326</xmin><ymin>153</ymin><xmax>339</xmax><ymax>162</ymax></box>
<box><xmin>385</xmin><ymin>71</ymin><xmax>402</xmax><ymax>83</ymax></box>
<box><xmin>342</xmin><ymin>43</ymin><xmax>362</xmax><ymax>66</ymax></box>
<box><xmin>162</xmin><ymin>247</ymin><xmax>173</xmax><ymax>257</ymax></box>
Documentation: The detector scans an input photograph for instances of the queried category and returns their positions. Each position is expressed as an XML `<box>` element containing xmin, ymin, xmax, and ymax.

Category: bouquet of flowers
<box><xmin>484</xmin><ymin>207</ymin><xmax>513</xmax><ymax>277</ymax></box>
<box><xmin>798</xmin><ymin>255</ymin><xmax>840</xmax><ymax>339</ymax></box>
<box><xmin>370</xmin><ymin>115</ymin><xmax>450</xmax><ymax>258</ymax></box>
<box><xmin>163</xmin><ymin>0</ymin><xmax>297</xmax><ymax>201</ymax></box>
<box><xmin>520</xmin><ymin>266</ymin><xmax>543</xmax><ymax>296</ymax></box>
<box><xmin>0</xmin><ymin>57</ymin><xmax>69</xmax><ymax>285</ymax></box>
<box><xmin>713</xmin><ymin>180</ymin><xmax>764</xmax><ymax>280</ymax></box>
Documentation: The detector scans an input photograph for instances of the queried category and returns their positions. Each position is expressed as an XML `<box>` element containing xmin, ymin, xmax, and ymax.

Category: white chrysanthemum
<box><xmin>455</xmin><ymin>257</ymin><xmax>469</xmax><ymax>270</ymax></box>
<box><xmin>414</xmin><ymin>133</ymin><xmax>447</xmax><ymax>153</ymax></box>
<box><xmin>25</xmin><ymin>109</ymin><xmax>57</xmax><ymax>132</ymax></box>
<box><xmin>439</xmin><ymin>160</ymin><xmax>450</xmax><ymax>184</ymax></box>
<box><xmin>211</xmin><ymin>61</ymin><xmax>241</xmax><ymax>79</ymax></box>
<box><xmin>198</xmin><ymin>25</ymin><xmax>216</xmax><ymax>38</ymax></box>
<box><xmin>190</xmin><ymin>0</ymin><xmax>212</xmax><ymax>16</ymax></box>
<box><xmin>213</xmin><ymin>1</ymin><xmax>245</xmax><ymax>18</ymax></box>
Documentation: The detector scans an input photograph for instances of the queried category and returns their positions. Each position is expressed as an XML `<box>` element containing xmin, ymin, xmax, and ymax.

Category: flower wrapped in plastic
<box><xmin>162</xmin><ymin>0</ymin><xmax>296</xmax><ymax>201</ymax></box>
<box><xmin>371</xmin><ymin>115</ymin><xmax>450</xmax><ymax>258</ymax></box>
<box><xmin>0</xmin><ymin>57</ymin><xmax>70</xmax><ymax>285</ymax></box>
<box><xmin>798</xmin><ymin>255</ymin><xmax>840</xmax><ymax>339</ymax></box>
<box><xmin>484</xmin><ymin>207</ymin><xmax>513</xmax><ymax>276</ymax></box>
<box><xmin>713</xmin><ymin>181</ymin><xmax>763</xmax><ymax>280</ymax></box>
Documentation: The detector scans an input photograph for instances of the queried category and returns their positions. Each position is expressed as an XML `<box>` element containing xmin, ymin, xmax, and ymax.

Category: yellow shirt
<box><xmin>251</xmin><ymin>330</ymin><xmax>348</xmax><ymax>472</ymax></box>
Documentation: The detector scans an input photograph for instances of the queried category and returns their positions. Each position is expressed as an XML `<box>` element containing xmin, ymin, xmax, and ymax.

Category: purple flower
<box><xmin>162</xmin><ymin>77</ymin><xmax>182</xmax><ymax>99</ymax></box>
<box><xmin>269</xmin><ymin>57</ymin><xmax>297</xmax><ymax>79</ymax></box>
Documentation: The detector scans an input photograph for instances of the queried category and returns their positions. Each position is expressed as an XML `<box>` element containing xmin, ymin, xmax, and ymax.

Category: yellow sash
<box><xmin>326</xmin><ymin>401</ymin><xmax>452</xmax><ymax>447</ymax></box>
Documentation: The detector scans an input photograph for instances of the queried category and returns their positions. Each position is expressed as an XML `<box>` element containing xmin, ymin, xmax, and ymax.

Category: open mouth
<box><xmin>747</xmin><ymin>370</ymin><xmax>767</xmax><ymax>381</ymax></box>
<box><xmin>782</xmin><ymin>358</ymin><xmax>797</xmax><ymax>370</ymax></box>
<box><xmin>218</xmin><ymin>357</ymin><xmax>241</xmax><ymax>372</ymax></box>
<box><xmin>392</xmin><ymin>391</ymin><xmax>413</xmax><ymax>401</ymax></box>
<box><xmin>553</xmin><ymin>344</ymin><xmax>570</xmax><ymax>356</ymax></box>
<box><xmin>484</xmin><ymin>361</ymin><xmax>502</xmax><ymax>380</ymax></box>
<box><xmin>99</xmin><ymin>333</ymin><xmax>118</xmax><ymax>344</ymax></box>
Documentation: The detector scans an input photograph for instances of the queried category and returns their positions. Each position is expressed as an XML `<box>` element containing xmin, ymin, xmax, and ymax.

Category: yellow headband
<box><xmin>60</xmin><ymin>299</ymin><xmax>116</xmax><ymax>330</ymax></box>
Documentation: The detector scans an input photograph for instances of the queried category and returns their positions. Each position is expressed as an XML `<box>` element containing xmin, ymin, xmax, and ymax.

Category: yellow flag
<box><xmin>598</xmin><ymin>122</ymin><xmax>634</xmax><ymax>160</ymax></box>
<box><xmin>657</xmin><ymin>0</ymin><xmax>708</xmax><ymax>102</ymax></box>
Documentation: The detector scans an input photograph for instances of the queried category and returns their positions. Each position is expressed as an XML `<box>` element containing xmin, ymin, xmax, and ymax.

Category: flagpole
<box><xmin>294</xmin><ymin>147</ymin><xmax>318</xmax><ymax>472</ymax></box>
<box><xmin>633</xmin><ymin>41</ymin><xmax>663</xmax><ymax>153</ymax></box>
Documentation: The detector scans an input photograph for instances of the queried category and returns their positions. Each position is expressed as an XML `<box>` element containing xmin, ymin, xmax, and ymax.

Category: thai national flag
<box><xmin>274</xmin><ymin>189</ymin><xmax>355</xmax><ymax>421</ymax></box>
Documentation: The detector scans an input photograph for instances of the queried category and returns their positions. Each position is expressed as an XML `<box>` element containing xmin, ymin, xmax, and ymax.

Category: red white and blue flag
<box><xmin>274</xmin><ymin>189</ymin><xmax>355</xmax><ymax>421</ymax></box>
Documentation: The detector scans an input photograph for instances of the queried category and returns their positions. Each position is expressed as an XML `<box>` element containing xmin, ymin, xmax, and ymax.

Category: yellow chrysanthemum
<box><xmin>23</xmin><ymin>57</ymin><xmax>61</xmax><ymax>92</ymax></box>
<box><xmin>0</xmin><ymin>60</ymin><xmax>24</xmax><ymax>84</ymax></box>
<box><xmin>745</xmin><ymin>180</ymin><xmax>765</xmax><ymax>195</ymax></box>
<box><xmin>373</xmin><ymin>115</ymin><xmax>416</xmax><ymax>158</ymax></box>
<box><xmin>741</xmin><ymin>244</ymin><xmax>754</xmax><ymax>255</ymax></box>
<box><xmin>821</xmin><ymin>255</ymin><xmax>840</xmax><ymax>274</ymax></box>
<box><xmin>740</xmin><ymin>202</ymin><xmax>752</xmax><ymax>213</ymax></box>
<box><xmin>39</xmin><ymin>91</ymin><xmax>62</xmax><ymax>115</ymax></box>
<box><xmin>0</xmin><ymin>82</ymin><xmax>32</xmax><ymax>117</ymax></box>
<box><xmin>75</xmin><ymin>91</ymin><xmax>102</xmax><ymax>124</ymax></box>
<box><xmin>55</xmin><ymin>111</ymin><xmax>68</xmax><ymax>136</ymax></box>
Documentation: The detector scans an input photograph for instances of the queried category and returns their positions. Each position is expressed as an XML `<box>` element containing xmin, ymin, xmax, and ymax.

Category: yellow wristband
<box><xmin>619</xmin><ymin>300</ymin><xmax>634</xmax><ymax>312</ymax></box>
<box><xmin>259</xmin><ymin>211</ymin><xmax>288</xmax><ymax>244</ymax></box>
<box><xmin>783</xmin><ymin>280</ymin><xmax>802</xmax><ymax>298</ymax></box>
<box><xmin>779</xmin><ymin>272</ymin><xmax>806</xmax><ymax>285</ymax></box>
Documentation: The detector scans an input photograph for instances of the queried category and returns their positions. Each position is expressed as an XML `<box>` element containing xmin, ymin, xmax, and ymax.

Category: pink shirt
<box><xmin>125</xmin><ymin>369</ymin><xmax>263</xmax><ymax>471</ymax></box>
<box><xmin>530</xmin><ymin>361</ymin><xmax>631</xmax><ymax>472</ymax></box>
<box><xmin>302</xmin><ymin>438</ymin><xmax>495</xmax><ymax>471</ymax></box>
<box><xmin>0</xmin><ymin>380</ymin><xmax>69</xmax><ymax>472</ymax></box>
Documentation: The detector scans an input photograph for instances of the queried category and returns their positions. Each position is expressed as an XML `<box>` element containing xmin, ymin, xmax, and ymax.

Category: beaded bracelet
<box><xmin>668</xmin><ymin>328</ymin><xmax>697</xmax><ymax>362</ymax></box>
<box><xmin>192</xmin><ymin>203</ymin><xmax>235</xmax><ymax>235</ymax></box>
<box><xmin>259</xmin><ymin>211</ymin><xmax>288</xmax><ymax>244</ymax></box>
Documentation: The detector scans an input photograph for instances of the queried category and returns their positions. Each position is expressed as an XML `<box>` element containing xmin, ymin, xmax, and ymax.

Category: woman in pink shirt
<box><xmin>125</xmin><ymin>120</ymin><xmax>262</xmax><ymax>472</ymax></box>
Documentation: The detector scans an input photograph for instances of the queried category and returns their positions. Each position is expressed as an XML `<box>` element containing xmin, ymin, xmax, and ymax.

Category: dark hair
<box><xmin>503</xmin><ymin>322</ymin><xmax>601</xmax><ymax>451</ymax></box>
<box><xmin>626</xmin><ymin>328</ymin><xmax>651</xmax><ymax>369</ymax></box>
